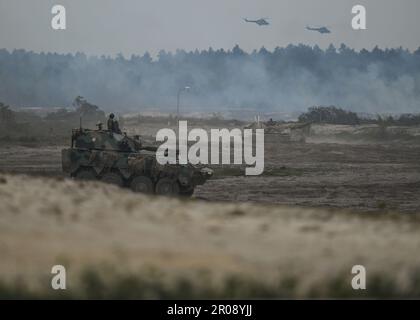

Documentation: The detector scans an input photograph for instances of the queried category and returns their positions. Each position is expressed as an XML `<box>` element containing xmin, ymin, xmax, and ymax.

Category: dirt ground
<box><xmin>1</xmin><ymin>127</ymin><xmax>420</xmax><ymax>213</ymax></box>
<box><xmin>198</xmin><ymin>138</ymin><xmax>420</xmax><ymax>212</ymax></box>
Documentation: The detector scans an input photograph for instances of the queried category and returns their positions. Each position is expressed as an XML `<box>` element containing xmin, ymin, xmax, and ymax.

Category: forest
<box><xmin>0</xmin><ymin>44</ymin><xmax>420</xmax><ymax>114</ymax></box>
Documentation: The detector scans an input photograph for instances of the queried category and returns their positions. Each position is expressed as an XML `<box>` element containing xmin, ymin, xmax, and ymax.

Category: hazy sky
<box><xmin>1</xmin><ymin>0</ymin><xmax>419</xmax><ymax>56</ymax></box>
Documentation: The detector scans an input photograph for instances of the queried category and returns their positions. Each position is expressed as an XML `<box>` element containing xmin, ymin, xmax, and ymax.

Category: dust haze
<box><xmin>1</xmin><ymin>46</ymin><xmax>420</xmax><ymax>115</ymax></box>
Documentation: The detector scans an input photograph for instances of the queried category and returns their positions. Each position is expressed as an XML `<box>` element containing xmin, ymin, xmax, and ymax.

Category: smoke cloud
<box><xmin>0</xmin><ymin>44</ymin><xmax>419</xmax><ymax>117</ymax></box>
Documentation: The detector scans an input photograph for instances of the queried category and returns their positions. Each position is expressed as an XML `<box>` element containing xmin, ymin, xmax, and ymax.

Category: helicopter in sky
<box><xmin>243</xmin><ymin>18</ymin><xmax>270</xmax><ymax>26</ymax></box>
<box><xmin>306</xmin><ymin>26</ymin><xmax>331</xmax><ymax>34</ymax></box>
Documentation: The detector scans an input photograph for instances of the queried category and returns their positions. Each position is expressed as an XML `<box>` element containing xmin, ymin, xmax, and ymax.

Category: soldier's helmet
<box><xmin>109</xmin><ymin>113</ymin><xmax>115</xmax><ymax>119</ymax></box>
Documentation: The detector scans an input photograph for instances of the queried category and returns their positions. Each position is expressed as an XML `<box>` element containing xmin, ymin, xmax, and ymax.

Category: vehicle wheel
<box><xmin>155</xmin><ymin>177</ymin><xmax>180</xmax><ymax>196</ymax></box>
<box><xmin>101</xmin><ymin>172</ymin><xmax>123</xmax><ymax>187</ymax></box>
<box><xmin>180</xmin><ymin>188</ymin><xmax>194</xmax><ymax>197</ymax></box>
<box><xmin>130</xmin><ymin>176</ymin><xmax>154</xmax><ymax>194</ymax></box>
<box><xmin>75</xmin><ymin>168</ymin><xmax>96</xmax><ymax>181</ymax></box>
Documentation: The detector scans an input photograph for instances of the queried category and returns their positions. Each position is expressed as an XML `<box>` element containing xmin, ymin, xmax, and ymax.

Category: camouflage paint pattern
<box><xmin>62</xmin><ymin>128</ymin><xmax>213</xmax><ymax>194</ymax></box>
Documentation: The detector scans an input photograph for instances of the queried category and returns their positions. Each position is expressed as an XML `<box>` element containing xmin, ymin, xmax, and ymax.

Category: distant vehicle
<box><xmin>244</xmin><ymin>18</ymin><xmax>270</xmax><ymax>26</ymax></box>
<box><xmin>306</xmin><ymin>26</ymin><xmax>331</xmax><ymax>34</ymax></box>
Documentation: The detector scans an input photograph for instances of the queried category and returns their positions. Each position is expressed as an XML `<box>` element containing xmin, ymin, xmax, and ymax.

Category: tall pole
<box><xmin>177</xmin><ymin>89</ymin><xmax>181</xmax><ymax>120</ymax></box>
<box><xmin>176</xmin><ymin>86</ymin><xmax>190</xmax><ymax>121</ymax></box>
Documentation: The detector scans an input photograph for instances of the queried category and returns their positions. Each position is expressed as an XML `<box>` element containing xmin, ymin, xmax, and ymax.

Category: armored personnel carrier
<box><xmin>62</xmin><ymin>128</ymin><xmax>213</xmax><ymax>196</ymax></box>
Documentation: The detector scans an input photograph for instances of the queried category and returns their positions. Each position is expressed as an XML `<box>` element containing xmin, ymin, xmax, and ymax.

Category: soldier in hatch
<box><xmin>96</xmin><ymin>121</ymin><xmax>103</xmax><ymax>130</ymax></box>
<box><xmin>267</xmin><ymin>118</ymin><xmax>276</xmax><ymax>126</ymax></box>
<box><xmin>107</xmin><ymin>113</ymin><xmax>122</xmax><ymax>134</ymax></box>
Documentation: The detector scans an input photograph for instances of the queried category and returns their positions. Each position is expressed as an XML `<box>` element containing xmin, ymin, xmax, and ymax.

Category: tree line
<box><xmin>0</xmin><ymin>44</ymin><xmax>420</xmax><ymax>113</ymax></box>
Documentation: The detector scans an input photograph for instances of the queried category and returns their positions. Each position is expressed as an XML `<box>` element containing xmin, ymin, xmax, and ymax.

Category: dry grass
<box><xmin>0</xmin><ymin>173</ymin><xmax>420</xmax><ymax>298</ymax></box>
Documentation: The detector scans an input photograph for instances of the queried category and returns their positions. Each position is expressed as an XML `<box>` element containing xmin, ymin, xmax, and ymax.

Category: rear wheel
<box><xmin>75</xmin><ymin>168</ymin><xmax>96</xmax><ymax>181</ymax></box>
<box><xmin>155</xmin><ymin>177</ymin><xmax>180</xmax><ymax>196</ymax></box>
<box><xmin>101</xmin><ymin>172</ymin><xmax>123</xmax><ymax>187</ymax></box>
<box><xmin>130</xmin><ymin>176</ymin><xmax>154</xmax><ymax>194</ymax></box>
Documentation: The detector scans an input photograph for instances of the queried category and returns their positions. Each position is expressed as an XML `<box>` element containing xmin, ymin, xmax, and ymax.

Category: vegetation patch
<box><xmin>1</xmin><ymin>267</ymin><xmax>420</xmax><ymax>299</ymax></box>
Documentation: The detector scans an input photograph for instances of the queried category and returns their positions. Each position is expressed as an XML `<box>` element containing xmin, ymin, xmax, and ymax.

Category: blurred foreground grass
<box><xmin>1</xmin><ymin>266</ymin><xmax>420</xmax><ymax>299</ymax></box>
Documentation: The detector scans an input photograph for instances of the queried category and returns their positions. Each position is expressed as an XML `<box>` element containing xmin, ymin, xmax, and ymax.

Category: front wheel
<box><xmin>130</xmin><ymin>176</ymin><xmax>154</xmax><ymax>194</ymax></box>
<box><xmin>155</xmin><ymin>177</ymin><xmax>180</xmax><ymax>196</ymax></box>
<box><xmin>180</xmin><ymin>188</ymin><xmax>195</xmax><ymax>197</ymax></box>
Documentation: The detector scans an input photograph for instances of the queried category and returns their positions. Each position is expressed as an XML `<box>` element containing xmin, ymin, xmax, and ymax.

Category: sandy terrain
<box><xmin>0</xmin><ymin>173</ymin><xmax>420</xmax><ymax>298</ymax></box>
<box><xmin>1</xmin><ymin>123</ymin><xmax>420</xmax><ymax>298</ymax></box>
<box><xmin>198</xmin><ymin>139</ymin><xmax>420</xmax><ymax>212</ymax></box>
<box><xmin>1</xmin><ymin>132</ymin><xmax>420</xmax><ymax>212</ymax></box>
